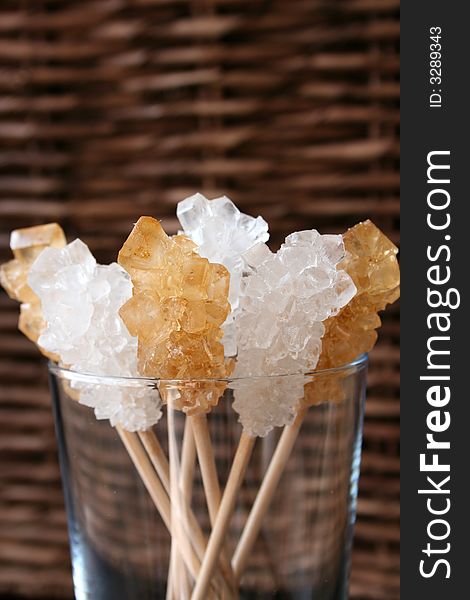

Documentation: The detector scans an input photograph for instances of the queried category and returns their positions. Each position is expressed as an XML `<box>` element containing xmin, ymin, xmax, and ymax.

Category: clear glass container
<box><xmin>49</xmin><ymin>354</ymin><xmax>367</xmax><ymax>600</ymax></box>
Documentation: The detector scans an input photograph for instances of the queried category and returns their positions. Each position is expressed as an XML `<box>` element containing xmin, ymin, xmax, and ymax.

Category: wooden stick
<box><xmin>190</xmin><ymin>413</ymin><xmax>222</xmax><ymax>524</ymax></box>
<box><xmin>166</xmin><ymin>541</ymin><xmax>178</xmax><ymax>600</ymax></box>
<box><xmin>117</xmin><ymin>426</ymin><xmax>171</xmax><ymax>529</ymax></box>
<box><xmin>179</xmin><ymin>422</ymin><xmax>197</xmax><ymax>596</ymax></box>
<box><xmin>115</xmin><ymin>426</ymin><xmax>204</xmax><ymax>587</ymax></box>
<box><xmin>138</xmin><ymin>429</ymin><xmax>171</xmax><ymax>493</ymax></box>
<box><xmin>138</xmin><ymin>427</ymin><xmax>235</xmax><ymax>590</ymax></box>
<box><xmin>231</xmin><ymin>410</ymin><xmax>306</xmax><ymax>582</ymax></box>
<box><xmin>180</xmin><ymin>422</ymin><xmax>197</xmax><ymax>502</ymax></box>
<box><xmin>138</xmin><ymin>424</ymin><xmax>183</xmax><ymax>591</ymax></box>
<box><xmin>190</xmin><ymin>413</ymin><xmax>239</xmax><ymax>596</ymax></box>
<box><xmin>167</xmin><ymin>419</ymin><xmax>197</xmax><ymax>597</ymax></box>
<box><xmin>167</xmin><ymin>405</ymin><xmax>191</xmax><ymax>600</ymax></box>
<box><xmin>191</xmin><ymin>433</ymin><xmax>256</xmax><ymax>600</ymax></box>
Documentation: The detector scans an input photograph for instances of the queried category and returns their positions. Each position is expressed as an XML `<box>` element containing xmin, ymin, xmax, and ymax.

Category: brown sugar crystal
<box><xmin>304</xmin><ymin>220</ymin><xmax>400</xmax><ymax>406</ymax></box>
<box><xmin>118</xmin><ymin>217</ymin><xmax>231</xmax><ymax>414</ymax></box>
<box><xmin>0</xmin><ymin>223</ymin><xmax>66</xmax><ymax>349</ymax></box>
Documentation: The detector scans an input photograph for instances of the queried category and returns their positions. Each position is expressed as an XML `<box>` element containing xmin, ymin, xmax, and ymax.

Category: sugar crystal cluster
<box><xmin>177</xmin><ymin>193</ymin><xmax>269</xmax><ymax>356</ymax></box>
<box><xmin>303</xmin><ymin>220</ymin><xmax>400</xmax><ymax>407</ymax></box>
<box><xmin>0</xmin><ymin>224</ymin><xmax>66</xmax><ymax>351</ymax></box>
<box><xmin>232</xmin><ymin>230</ymin><xmax>357</xmax><ymax>437</ymax></box>
<box><xmin>28</xmin><ymin>239</ymin><xmax>161</xmax><ymax>431</ymax></box>
<box><xmin>318</xmin><ymin>220</ymin><xmax>399</xmax><ymax>370</ymax></box>
<box><xmin>118</xmin><ymin>216</ymin><xmax>231</xmax><ymax>414</ymax></box>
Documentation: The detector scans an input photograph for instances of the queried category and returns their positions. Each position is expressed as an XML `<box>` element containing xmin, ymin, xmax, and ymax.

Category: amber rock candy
<box><xmin>0</xmin><ymin>223</ymin><xmax>66</xmax><ymax>350</ymax></box>
<box><xmin>304</xmin><ymin>220</ymin><xmax>400</xmax><ymax>407</ymax></box>
<box><xmin>118</xmin><ymin>217</ymin><xmax>231</xmax><ymax>414</ymax></box>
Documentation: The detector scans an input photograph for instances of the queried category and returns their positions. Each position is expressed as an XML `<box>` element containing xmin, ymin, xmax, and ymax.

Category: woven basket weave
<box><xmin>0</xmin><ymin>1</ymin><xmax>399</xmax><ymax>598</ymax></box>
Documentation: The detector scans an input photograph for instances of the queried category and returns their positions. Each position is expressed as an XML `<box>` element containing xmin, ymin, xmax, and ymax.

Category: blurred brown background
<box><xmin>0</xmin><ymin>1</ymin><xmax>399</xmax><ymax>599</ymax></box>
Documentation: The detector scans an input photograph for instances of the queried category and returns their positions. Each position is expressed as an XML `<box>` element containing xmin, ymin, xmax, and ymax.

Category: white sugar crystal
<box><xmin>232</xmin><ymin>231</ymin><xmax>357</xmax><ymax>437</ymax></box>
<box><xmin>29</xmin><ymin>240</ymin><xmax>161</xmax><ymax>431</ymax></box>
<box><xmin>177</xmin><ymin>193</ymin><xmax>269</xmax><ymax>356</ymax></box>
<box><xmin>79</xmin><ymin>384</ymin><xmax>161</xmax><ymax>432</ymax></box>
<box><xmin>242</xmin><ymin>242</ymin><xmax>272</xmax><ymax>270</ymax></box>
<box><xmin>230</xmin><ymin>375</ymin><xmax>307</xmax><ymax>438</ymax></box>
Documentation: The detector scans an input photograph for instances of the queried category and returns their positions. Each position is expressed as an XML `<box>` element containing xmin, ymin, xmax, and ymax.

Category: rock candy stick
<box><xmin>177</xmin><ymin>193</ymin><xmax>272</xmax><ymax>595</ymax></box>
<box><xmin>191</xmin><ymin>227</ymin><xmax>357</xmax><ymax>600</ymax></box>
<box><xmin>118</xmin><ymin>216</ymin><xmax>236</xmax><ymax>591</ymax></box>
<box><xmin>118</xmin><ymin>216</ymin><xmax>230</xmax><ymax>387</ymax></box>
<box><xmin>27</xmin><ymin>238</ymin><xmax>180</xmax><ymax>566</ymax></box>
<box><xmin>314</xmin><ymin>220</ymin><xmax>400</xmax><ymax>372</ymax></box>
<box><xmin>231</xmin><ymin>221</ymin><xmax>400</xmax><ymax>584</ymax></box>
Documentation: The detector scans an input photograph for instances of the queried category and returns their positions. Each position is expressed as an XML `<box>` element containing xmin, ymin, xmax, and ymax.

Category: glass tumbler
<box><xmin>49</xmin><ymin>354</ymin><xmax>367</xmax><ymax>600</ymax></box>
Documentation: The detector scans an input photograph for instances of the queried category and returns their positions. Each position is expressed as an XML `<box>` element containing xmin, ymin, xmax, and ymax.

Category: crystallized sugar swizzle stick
<box><xmin>231</xmin><ymin>221</ymin><xmax>400</xmax><ymax>582</ymax></box>
<box><xmin>117</xmin><ymin>216</ymin><xmax>236</xmax><ymax>595</ymax></box>
<box><xmin>190</xmin><ymin>221</ymin><xmax>357</xmax><ymax>600</ymax></box>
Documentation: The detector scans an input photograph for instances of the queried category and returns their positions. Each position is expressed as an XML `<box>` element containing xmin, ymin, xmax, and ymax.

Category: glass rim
<box><xmin>48</xmin><ymin>353</ymin><xmax>368</xmax><ymax>387</ymax></box>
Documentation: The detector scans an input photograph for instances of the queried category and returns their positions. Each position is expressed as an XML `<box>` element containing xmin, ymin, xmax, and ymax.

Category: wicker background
<box><xmin>0</xmin><ymin>1</ymin><xmax>399</xmax><ymax>599</ymax></box>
